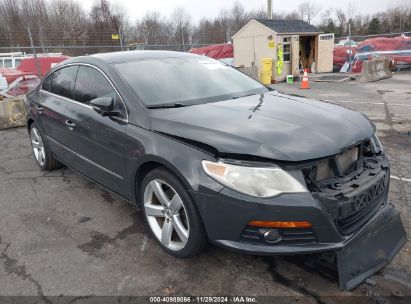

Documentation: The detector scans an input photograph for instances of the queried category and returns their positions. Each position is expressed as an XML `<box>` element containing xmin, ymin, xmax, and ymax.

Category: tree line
<box><xmin>1</xmin><ymin>0</ymin><xmax>410</xmax><ymax>55</ymax></box>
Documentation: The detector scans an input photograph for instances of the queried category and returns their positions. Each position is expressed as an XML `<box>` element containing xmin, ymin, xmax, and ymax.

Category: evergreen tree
<box><xmin>368</xmin><ymin>17</ymin><xmax>380</xmax><ymax>34</ymax></box>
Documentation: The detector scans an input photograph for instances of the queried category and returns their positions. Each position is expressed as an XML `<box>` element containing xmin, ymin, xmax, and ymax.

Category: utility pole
<box><xmin>181</xmin><ymin>25</ymin><xmax>185</xmax><ymax>51</ymax></box>
<box><xmin>267</xmin><ymin>0</ymin><xmax>273</xmax><ymax>19</ymax></box>
<box><xmin>27</xmin><ymin>27</ymin><xmax>42</xmax><ymax>78</ymax></box>
<box><xmin>348</xmin><ymin>21</ymin><xmax>352</xmax><ymax>73</ymax></box>
<box><xmin>119</xmin><ymin>28</ymin><xmax>124</xmax><ymax>51</ymax></box>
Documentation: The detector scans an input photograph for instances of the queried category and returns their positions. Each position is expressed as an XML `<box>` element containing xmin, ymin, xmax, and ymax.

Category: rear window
<box><xmin>114</xmin><ymin>56</ymin><xmax>267</xmax><ymax>107</ymax></box>
<box><xmin>49</xmin><ymin>66</ymin><xmax>78</xmax><ymax>99</ymax></box>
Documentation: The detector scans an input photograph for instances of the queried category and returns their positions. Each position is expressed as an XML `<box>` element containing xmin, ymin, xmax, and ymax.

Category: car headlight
<box><xmin>201</xmin><ymin>160</ymin><xmax>307</xmax><ymax>198</ymax></box>
<box><xmin>371</xmin><ymin>133</ymin><xmax>383</xmax><ymax>153</ymax></box>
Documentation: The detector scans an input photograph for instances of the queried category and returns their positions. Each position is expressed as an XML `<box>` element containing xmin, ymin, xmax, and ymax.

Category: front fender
<box><xmin>124</xmin><ymin>124</ymin><xmax>224</xmax><ymax>204</ymax></box>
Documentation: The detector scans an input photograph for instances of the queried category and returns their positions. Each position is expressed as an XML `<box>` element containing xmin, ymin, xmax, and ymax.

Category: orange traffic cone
<box><xmin>300</xmin><ymin>69</ymin><xmax>310</xmax><ymax>89</ymax></box>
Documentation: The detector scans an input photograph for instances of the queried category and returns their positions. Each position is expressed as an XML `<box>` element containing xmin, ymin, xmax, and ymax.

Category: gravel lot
<box><xmin>0</xmin><ymin>72</ymin><xmax>410</xmax><ymax>303</ymax></box>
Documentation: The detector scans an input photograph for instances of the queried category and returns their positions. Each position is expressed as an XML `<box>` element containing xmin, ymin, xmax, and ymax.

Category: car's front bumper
<box><xmin>191</xmin><ymin>188</ymin><xmax>351</xmax><ymax>254</ymax></box>
<box><xmin>190</xmin><ymin>184</ymin><xmax>406</xmax><ymax>290</ymax></box>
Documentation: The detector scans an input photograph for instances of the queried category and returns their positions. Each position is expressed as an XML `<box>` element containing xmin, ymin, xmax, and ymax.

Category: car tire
<box><xmin>141</xmin><ymin>167</ymin><xmax>207</xmax><ymax>258</ymax></box>
<box><xmin>29</xmin><ymin>122</ymin><xmax>62</xmax><ymax>171</ymax></box>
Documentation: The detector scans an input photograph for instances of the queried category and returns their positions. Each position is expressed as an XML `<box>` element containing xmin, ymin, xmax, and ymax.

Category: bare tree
<box><xmin>298</xmin><ymin>0</ymin><xmax>321</xmax><ymax>24</ymax></box>
<box><xmin>110</xmin><ymin>3</ymin><xmax>130</xmax><ymax>48</ymax></box>
<box><xmin>335</xmin><ymin>9</ymin><xmax>347</xmax><ymax>37</ymax></box>
<box><xmin>228</xmin><ymin>1</ymin><xmax>247</xmax><ymax>37</ymax></box>
<box><xmin>170</xmin><ymin>6</ymin><xmax>191</xmax><ymax>48</ymax></box>
<box><xmin>48</xmin><ymin>0</ymin><xmax>88</xmax><ymax>49</ymax></box>
<box><xmin>135</xmin><ymin>11</ymin><xmax>172</xmax><ymax>46</ymax></box>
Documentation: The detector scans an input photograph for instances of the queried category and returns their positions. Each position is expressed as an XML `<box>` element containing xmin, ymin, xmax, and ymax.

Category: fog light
<box><xmin>259</xmin><ymin>228</ymin><xmax>282</xmax><ymax>244</ymax></box>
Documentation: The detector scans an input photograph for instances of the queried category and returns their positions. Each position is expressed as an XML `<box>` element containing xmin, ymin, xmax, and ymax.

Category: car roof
<box><xmin>47</xmin><ymin>50</ymin><xmax>207</xmax><ymax>78</ymax></box>
<box><xmin>90</xmin><ymin>50</ymin><xmax>201</xmax><ymax>64</ymax></box>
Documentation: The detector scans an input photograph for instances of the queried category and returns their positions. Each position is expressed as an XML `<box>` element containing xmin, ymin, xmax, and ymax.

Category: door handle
<box><xmin>65</xmin><ymin>120</ymin><xmax>76</xmax><ymax>129</ymax></box>
<box><xmin>35</xmin><ymin>105</ymin><xmax>44</xmax><ymax>113</ymax></box>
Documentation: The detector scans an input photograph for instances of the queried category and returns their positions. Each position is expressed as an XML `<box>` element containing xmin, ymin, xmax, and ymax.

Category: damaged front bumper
<box><xmin>337</xmin><ymin>203</ymin><xmax>406</xmax><ymax>290</ymax></box>
<box><xmin>191</xmin><ymin>151</ymin><xmax>406</xmax><ymax>290</ymax></box>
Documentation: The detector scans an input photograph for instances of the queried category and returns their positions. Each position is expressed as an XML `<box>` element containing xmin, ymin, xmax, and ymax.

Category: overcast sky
<box><xmin>80</xmin><ymin>0</ymin><xmax>402</xmax><ymax>24</ymax></box>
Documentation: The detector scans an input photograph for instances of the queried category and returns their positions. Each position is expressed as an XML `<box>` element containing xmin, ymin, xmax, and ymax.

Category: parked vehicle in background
<box><xmin>333</xmin><ymin>46</ymin><xmax>357</xmax><ymax>71</ymax></box>
<box><xmin>336</xmin><ymin>39</ymin><xmax>357</xmax><ymax>47</ymax></box>
<box><xmin>189</xmin><ymin>44</ymin><xmax>235</xmax><ymax>66</ymax></box>
<box><xmin>18</xmin><ymin>55</ymin><xmax>70</xmax><ymax>77</ymax></box>
<box><xmin>25</xmin><ymin>51</ymin><xmax>406</xmax><ymax>291</ymax></box>
<box><xmin>188</xmin><ymin>43</ymin><xmax>233</xmax><ymax>60</ymax></box>
<box><xmin>352</xmin><ymin>36</ymin><xmax>411</xmax><ymax>73</ymax></box>
<box><xmin>0</xmin><ymin>67</ymin><xmax>40</xmax><ymax>96</ymax></box>
<box><xmin>0</xmin><ymin>52</ymin><xmax>24</xmax><ymax>69</ymax></box>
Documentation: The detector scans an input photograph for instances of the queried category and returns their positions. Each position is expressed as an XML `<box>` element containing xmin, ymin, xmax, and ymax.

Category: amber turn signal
<box><xmin>248</xmin><ymin>221</ymin><xmax>312</xmax><ymax>228</ymax></box>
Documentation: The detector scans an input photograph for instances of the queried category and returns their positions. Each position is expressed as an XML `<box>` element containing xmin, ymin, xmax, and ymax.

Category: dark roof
<box><xmin>255</xmin><ymin>19</ymin><xmax>321</xmax><ymax>34</ymax></box>
<box><xmin>91</xmin><ymin>50</ymin><xmax>199</xmax><ymax>63</ymax></box>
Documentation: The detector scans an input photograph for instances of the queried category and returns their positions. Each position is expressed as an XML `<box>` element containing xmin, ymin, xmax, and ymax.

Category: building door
<box><xmin>291</xmin><ymin>35</ymin><xmax>299</xmax><ymax>76</ymax></box>
<box><xmin>316</xmin><ymin>33</ymin><xmax>334</xmax><ymax>73</ymax></box>
<box><xmin>234</xmin><ymin>37</ymin><xmax>254</xmax><ymax>67</ymax></box>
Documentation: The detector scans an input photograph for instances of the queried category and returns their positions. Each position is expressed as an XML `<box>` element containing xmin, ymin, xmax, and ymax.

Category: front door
<box><xmin>67</xmin><ymin>65</ymin><xmax>129</xmax><ymax>197</ymax></box>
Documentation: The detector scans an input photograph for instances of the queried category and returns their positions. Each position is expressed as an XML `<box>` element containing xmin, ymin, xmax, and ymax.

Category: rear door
<box><xmin>316</xmin><ymin>33</ymin><xmax>335</xmax><ymax>73</ymax></box>
<box><xmin>37</xmin><ymin>65</ymin><xmax>79</xmax><ymax>165</ymax></box>
<box><xmin>68</xmin><ymin>65</ymin><xmax>128</xmax><ymax>196</ymax></box>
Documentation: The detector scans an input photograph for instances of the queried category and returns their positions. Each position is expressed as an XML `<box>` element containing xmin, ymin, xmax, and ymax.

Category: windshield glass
<box><xmin>114</xmin><ymin>56</ymin><xmax>268</xmax><ymax>107</ymax></box>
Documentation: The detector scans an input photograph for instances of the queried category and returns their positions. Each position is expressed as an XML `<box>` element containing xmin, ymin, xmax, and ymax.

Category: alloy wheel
<box><xmin>30</xmin><ymin>127</ymin><xmax>46</xmax><ymax>167</ymax></box>
<box><xmin>144</xmin><ymin>179</ymin><xmax>190</xmax><ymax>251</ymax></box>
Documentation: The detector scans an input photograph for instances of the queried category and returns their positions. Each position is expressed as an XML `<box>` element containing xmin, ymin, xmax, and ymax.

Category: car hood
<box><xmin>150</xmin><ymin>92</ymin><xmax>374</xmax><ymax>161</ymax></box>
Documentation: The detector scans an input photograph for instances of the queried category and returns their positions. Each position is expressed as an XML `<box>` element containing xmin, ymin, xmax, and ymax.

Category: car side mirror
<box><xmin>90</xmin><ymin>97</ymin><xmax>117</xmax><ymax>116</ymax></box>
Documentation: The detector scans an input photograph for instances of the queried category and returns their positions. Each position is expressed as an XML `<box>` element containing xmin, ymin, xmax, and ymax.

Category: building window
<box><xmin>320</xmin><ymin>34</ymin><xmax>334</xmax><ymax>40</ymax></box>
<box><xmin>283</xmin><ymin>37</ymin><xmax>291</xmax><ymax>62</ymax></box>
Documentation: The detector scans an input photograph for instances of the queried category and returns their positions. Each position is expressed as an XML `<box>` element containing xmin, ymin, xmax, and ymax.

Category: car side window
<box><xmin>42</xmin><ymin>74</ymin><xmax>53</xmax><ymax>92</ymax></box>
<box><xmin>49</xmin><ymin>66</ymin><xmax>78</xmax><ymax>99</ymax></box>
<box><xmin>74</xmin><ymin>66</ymin><xmax>118</xmax><ymax>105</ymax></box>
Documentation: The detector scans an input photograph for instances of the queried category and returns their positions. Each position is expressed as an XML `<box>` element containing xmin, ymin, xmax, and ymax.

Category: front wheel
<box><xmin>29</xmin><ymin>122</ymin><xmax>61</xmax><ymax>171</ymax></box>
<box><xmin>141</xmin><ymin>167</ymin><xmax>207</xmax><ymax>257</ymax></box>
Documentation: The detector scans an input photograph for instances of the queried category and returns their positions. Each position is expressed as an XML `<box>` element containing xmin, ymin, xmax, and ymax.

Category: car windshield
<box><xmin>114</xmin><ymin>56</ymin><xmax>268</xmax><ymax>107</ymax></box>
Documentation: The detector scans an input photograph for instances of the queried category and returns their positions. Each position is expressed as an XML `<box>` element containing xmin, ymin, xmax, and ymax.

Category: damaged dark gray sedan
<box><xmin>25</xmin><ymin>51</ymin><xmax>406</xmax><ymax>291</ymax></box>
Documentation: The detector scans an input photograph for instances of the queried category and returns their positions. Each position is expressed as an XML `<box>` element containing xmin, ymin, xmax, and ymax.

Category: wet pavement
<box><xmin>0</xmin><ymin>72</ymin><xmax>410</xmax><ymax>303</ymax></box>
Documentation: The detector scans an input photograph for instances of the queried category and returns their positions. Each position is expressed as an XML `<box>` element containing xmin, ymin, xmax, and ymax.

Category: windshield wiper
<box><xmin>147</xmin><ymin>103</ymin><xmax>186</xmax><ymax>109</ymax></box>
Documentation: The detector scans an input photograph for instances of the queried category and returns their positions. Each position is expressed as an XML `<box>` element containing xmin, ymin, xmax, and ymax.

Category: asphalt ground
<box><xmin>0</xmin><ymin>72</ymin><xmax>410</xmax><ymax>303</ymax></box>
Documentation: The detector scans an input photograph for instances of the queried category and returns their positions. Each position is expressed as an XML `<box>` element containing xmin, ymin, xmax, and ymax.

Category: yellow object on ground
<box><xmin>261</xmin><ymin>74</ymin><xmax>272</xmax><ymax>85</ymax></box>
<box><xmin>260</xmin><ymin>58</ymin><xmax>273</xmax><ymax>84</ymax></box>
<box><xmin>260</xmin><ymin>58</ymin><xmax>273</xmax><ymax>73</ymax></box>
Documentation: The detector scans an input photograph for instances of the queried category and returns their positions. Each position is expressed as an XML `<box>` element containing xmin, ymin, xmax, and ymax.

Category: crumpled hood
<box><xmin>150</xmin><ymin>92</ymin><xmax>374</xmax><ymax>161</ymax></box>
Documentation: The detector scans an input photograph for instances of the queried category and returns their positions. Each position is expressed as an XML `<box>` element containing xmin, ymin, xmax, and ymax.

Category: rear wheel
<box><xmin>141</xmin><ymin>167</ymin><xmax>207</xmax><ymax>257</ymax></box>
<box><xmin>29</xmin><ymin>123</ymin><xmax>61</xmax><ymax>171</ymax></box>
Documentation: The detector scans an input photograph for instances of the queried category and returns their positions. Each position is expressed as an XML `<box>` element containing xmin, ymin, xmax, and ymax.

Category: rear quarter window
<box><xmin>42</xmin><ymin>74</ymin><xmax>53</xmax><ymax>92</ymax></box>
<box><xmin>49</xmin><ymin>66</ymin><xmax>78</xmax><ymax>99</ymax></box>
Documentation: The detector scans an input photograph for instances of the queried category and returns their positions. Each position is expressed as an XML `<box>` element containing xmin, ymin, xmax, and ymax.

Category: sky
<box><xmin>80</xmin><ymin>0</ymin><xmax>403</xmax><ymax>24</ymax></box>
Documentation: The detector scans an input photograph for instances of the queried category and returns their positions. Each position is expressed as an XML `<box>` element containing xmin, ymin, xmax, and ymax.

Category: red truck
<box><xmin>17</xmin><ymin>55</ymin><xmax>70</xmax><ymax>77</ymax></box>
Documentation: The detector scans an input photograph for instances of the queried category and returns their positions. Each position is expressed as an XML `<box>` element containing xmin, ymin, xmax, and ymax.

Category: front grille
<box><xmin>240</xmin><ymin>226</ymin><xmax>317</xmax><ymax>246</ymax></box>
<box><xmin>302</xmin><ymin>145</ymin><xmax>389</xmax><ymax>236</ymax></box>
<box><xmin>334</xmin><ymin>173</ymin><xmax>388</xmax><ymax>234</ymax></box>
